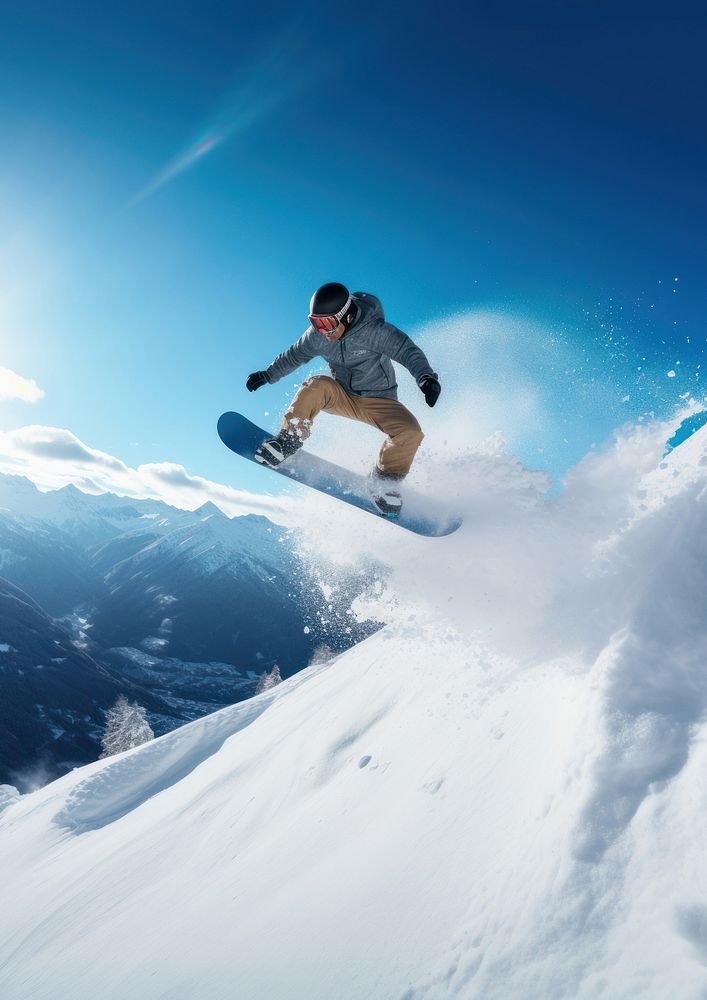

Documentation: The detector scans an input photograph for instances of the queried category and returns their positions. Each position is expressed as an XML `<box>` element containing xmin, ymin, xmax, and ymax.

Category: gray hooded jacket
<box><xmin>264</xmin><ymin>292</ymin><xmax>435</xmax><ymax>401</ymax></box>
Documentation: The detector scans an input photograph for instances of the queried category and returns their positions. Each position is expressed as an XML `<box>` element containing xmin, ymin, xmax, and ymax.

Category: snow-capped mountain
<box><xmin>0</xmin><ymin>474</ymin><xmax>373</xmax><ymax>664</ymax></box>
<box><xmin>88</xmin><ymin>506</ymin><xmax>316</xmax><ymax>668</ymax></box>
<box><xmin>1</xmin><ymin>416</ymin><xmax>705</xmax><ymax>998</ymax></box>
<box><xmin>0</xmin><ymin>475</ymin><xmax>194</xmax><ymax>615</ymax></box>
<box><xmin>0</xmin><ymin>475</ymin><xmax>193</xmax><ymax>548</ymax></box>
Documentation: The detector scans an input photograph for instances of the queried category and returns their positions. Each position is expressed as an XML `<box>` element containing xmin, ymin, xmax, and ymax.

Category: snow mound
<box><xmin>0</xmin><ymin>415</ymin><xmax>706</xmax><ymax>999</ymax></box>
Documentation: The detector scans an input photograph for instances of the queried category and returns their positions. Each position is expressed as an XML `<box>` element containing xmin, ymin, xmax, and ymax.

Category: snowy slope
<box><xmin>1</xmin><ymin>416</ymin><xmax>706</xmax><ymax>999</ymax></box>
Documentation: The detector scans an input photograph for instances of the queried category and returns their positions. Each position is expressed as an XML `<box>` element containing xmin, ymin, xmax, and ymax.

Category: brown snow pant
<box><xmin>281</xmin><ymin>375</ymin><xmax>424</xmax><ymax>477</ymax></box>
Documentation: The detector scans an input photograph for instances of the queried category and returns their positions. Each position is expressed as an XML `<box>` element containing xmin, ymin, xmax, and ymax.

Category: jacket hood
<box><xmin>350</xmin><ymin>292</ymin><xmax>384</xmax><ymax>327</ymax></box>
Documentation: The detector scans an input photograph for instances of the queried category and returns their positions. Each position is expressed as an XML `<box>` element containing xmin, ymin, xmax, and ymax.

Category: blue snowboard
<box><xmin>663</xmin><ymin>410</ymin><xmax>707</xmax><ymax>455</ymax></box>
<box><xmin>217</xmin><ymin>412</ymin><xmax>462</xmax><ymax>537</ymax></box>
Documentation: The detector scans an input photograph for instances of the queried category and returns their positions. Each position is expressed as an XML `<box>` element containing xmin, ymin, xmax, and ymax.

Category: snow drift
<box><xmin>1</xmin><ymin>412</ymin><xmax>706</xmax><ymax>999</ymax></box>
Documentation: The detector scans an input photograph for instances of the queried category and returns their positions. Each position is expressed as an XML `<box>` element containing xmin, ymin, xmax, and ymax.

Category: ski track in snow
<box><xmin>1</xmin><ymin>411</ymin><xmax>707</xmax><ymax>999</ymax></box>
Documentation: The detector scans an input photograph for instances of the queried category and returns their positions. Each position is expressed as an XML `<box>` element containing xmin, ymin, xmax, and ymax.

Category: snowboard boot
<box><xmin>369</xmin><ymin>467</ymin><xmax>404</xmax><ymax>518</ymax></box>
<box><xmin>254</xmin><ymin>430</ymin><xmax>303</xmax><ymax>469</ymax></box>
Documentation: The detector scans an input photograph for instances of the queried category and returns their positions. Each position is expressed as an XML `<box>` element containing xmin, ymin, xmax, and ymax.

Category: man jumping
<box><xmin>245</xmin><ymin>282</ymin><xmax>441</xmax><ymax>516</ymax></box>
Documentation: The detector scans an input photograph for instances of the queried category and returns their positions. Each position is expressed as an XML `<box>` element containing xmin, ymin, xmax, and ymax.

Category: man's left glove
<box><xmin>419</xmin><ymin>374</ymin><xmax>441</xmax><ymax>408</ymax></box>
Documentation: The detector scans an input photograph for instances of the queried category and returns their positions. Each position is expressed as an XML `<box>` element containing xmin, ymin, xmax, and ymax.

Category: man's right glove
<box><xmin>246</xmin><ymin>371</ymin><xmax>269</xmax><ymax>392</ymax></box>
<box><xmin>419</xmin><ymin>374</ymin><xmax>441</xmax><ymax>408</ymax></box>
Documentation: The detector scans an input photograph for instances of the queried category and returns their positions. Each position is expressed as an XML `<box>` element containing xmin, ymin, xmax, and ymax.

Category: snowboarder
<box><xmin>245</xmin><ymin>282</ymin><xmax>441</xmax><ymax>516</ymax></box>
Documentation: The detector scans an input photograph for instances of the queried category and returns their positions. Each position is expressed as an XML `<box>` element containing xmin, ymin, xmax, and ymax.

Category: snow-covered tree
<box><xmin>0</xmin><ymin>784</ymin><xmax>20</xmax><ymax>815</ymax></box>
<box><xmin>100</xmin><ymin>695</ymin><xmax>154</xmax><ymax>758</ymax></box>
<box><xmin>255</xmin><ymin>664</ymin><xmax>282</xmax><ymax>695</ymax></box>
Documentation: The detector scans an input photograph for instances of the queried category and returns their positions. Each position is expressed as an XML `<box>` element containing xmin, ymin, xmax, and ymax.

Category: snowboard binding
<box><xmin>369</xmin><ymin>468</ymin><xmax>404</xmax><ymax>519</ymax></box>
<box><xmin>372</xmin><ymin>490</ymin><xmax>403</xmax><ymax>518</ymax></box>
<box><xmin>254</xmin><ymin>431</ymin><xmax>303</xmax><ymax>469</ymax></box>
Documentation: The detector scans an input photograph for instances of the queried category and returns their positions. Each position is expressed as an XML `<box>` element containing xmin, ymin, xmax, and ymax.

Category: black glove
<box><xmin>419</xmin><ymin>374</ymin><xmax>441</xmax><ymax>408</ymax></box>
<box><xmin>246</xmin><ymin>370</ymin><xmax>269</xmax><ymax>392</ymax></box>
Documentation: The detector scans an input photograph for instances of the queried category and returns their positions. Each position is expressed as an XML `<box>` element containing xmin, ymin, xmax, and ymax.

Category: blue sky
<box><xmin>1</xmin><ymin>0</ymin><xmax>705</xmax><ymax>505</ymax></box>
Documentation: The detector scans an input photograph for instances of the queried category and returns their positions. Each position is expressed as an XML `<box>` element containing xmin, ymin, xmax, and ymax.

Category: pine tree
<box><xmin>100</xmin><ymin>695</ymin><xmax>155</xmax><ymax>758</ymax></box>
<box><xmin>255</xmin><ymin>664</ymin><xmax>283</xmax><ymax>695</ymax></box>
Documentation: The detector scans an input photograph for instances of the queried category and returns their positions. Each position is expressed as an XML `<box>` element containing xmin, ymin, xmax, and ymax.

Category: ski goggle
<box><xmin>309</xmin><ymin>296</ymin><xmax>352</xmax><ymax>334</ymax></box>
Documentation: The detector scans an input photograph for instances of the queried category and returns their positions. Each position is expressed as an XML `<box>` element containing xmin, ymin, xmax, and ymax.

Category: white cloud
<box><xmin>0</xmin><ymin>367</ymin><xmax>44</xmax><ymax>403</ymax></box>
<box><xmin>5</xmin><ymin>425</ymin><xmax>127</xmax><ymax>469</ymax></box>
<box><xmin>137</xmin><ymin>461</ymin><xmax>293</xmax><ymax>520</ymax></box>
<box><xmin>0</xmin><ymin>424</ymin><xmax>294</xmax><ymax>522</ymax></box>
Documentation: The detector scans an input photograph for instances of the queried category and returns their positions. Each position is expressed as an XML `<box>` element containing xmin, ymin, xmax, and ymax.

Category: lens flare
<box><xmin>128</xmin><ymin>27</ymin><xmax>323</xmax><ymax>207</ymax></box>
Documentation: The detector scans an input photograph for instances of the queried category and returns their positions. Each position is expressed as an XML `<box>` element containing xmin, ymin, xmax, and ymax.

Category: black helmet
<box><xmin>308</xmin><ymin>282</ymin><xmax>356</xmax><ymax>334</ymax></box>
<box><xmin>309</xmin><ymin>282</ymin><xmax>351</xmax><ymax>316</ymax></box>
